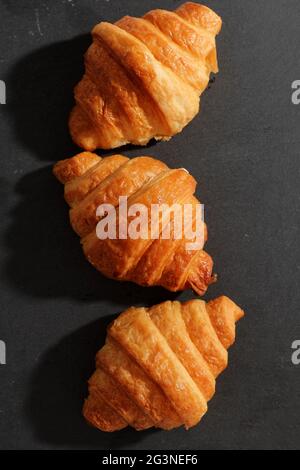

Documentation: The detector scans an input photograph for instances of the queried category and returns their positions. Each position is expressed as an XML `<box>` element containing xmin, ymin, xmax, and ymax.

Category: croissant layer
<box><xmin>84</xmin><ymin>296</ymin><xmax>244</xmax><ymax>432</ymax></box>
<box><xmin>69</xmin><ymin>2</ymin><xmax>222</xmax><ymax>150</ymax></box>
<box><xmin>54</xmin><ymin>152</ymin><xmax>214</xmax><ymax>295</ymax></box>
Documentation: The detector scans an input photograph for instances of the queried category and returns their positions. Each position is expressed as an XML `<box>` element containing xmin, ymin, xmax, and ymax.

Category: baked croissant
<box><xmin>53</xmin><ymin>152</ymin><xmax>215</xmax><ymax>295</ymax></box>
<box><xmin>83</xmin><ymin>296</ymin><xmax>244</xmax><ymax>432</ymax></box>
<box><xmin>69</xmin><ymin>2</ymin><xmax>222</xmax><ymax>150</ymax></box>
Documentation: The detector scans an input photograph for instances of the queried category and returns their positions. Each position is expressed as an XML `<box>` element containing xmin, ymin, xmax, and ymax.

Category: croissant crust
<box><xmin>53</xmin><ymin>152</ymin><xmax>215</xmax><ymax>295</ymax></box>
<box><xmin>69</xmin><ymin>2</ymin><xmax>222</xmax><ymax>150</ymax></box>
<box><xmin>83</xmin><ymin>296</ymin><xmax>244</xmax><ymax>432</ymax></box>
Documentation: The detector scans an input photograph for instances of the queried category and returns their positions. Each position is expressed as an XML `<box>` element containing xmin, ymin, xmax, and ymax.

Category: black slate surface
<box><xmin>0</xmin><ymin>0</ymin><xmax>300</xmax><ymax>450</ymax></box>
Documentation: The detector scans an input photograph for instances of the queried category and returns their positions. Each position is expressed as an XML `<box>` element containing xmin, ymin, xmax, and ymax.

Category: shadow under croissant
<box><xmin>5</xmin><ymin>34</ymin><xmax>159</xmax><ymax>163</ymax></box>
<box><xmin>24</xmin><ymin>316</ymin><xmax>158</xmax><ymax>447</ymax></box>
<box><xmin>3</xmin><ymin>166</ymin><xmax>179</xmax><ymax>305</ymax></box>
<box><xmin>5</xmin><ymin>35</ymin><xmax>88</xmax><ymax>162</ymax></box>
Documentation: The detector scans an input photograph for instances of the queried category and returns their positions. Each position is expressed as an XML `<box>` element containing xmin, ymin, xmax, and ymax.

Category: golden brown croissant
<box><xmin>53</xmin><ymin>152</ymin><xmax>215</xmax><ymax>295</ymax></box>
<box><xmin>83</xmin><ymin>296</ymin><xmax>244</xmax><ymax>432</ymax></box>
<box><xmin>69</xmin><ymin>2</ymin><xmax>222</xmax><ymax>150</ymax></box>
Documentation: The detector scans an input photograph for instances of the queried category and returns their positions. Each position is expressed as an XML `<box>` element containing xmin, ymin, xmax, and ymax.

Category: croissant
<box><xmin>53</xmin><ymin>151</ymin><xmax>215</xmax><ymax>295</ymax></box>
<box><xmin>83</xmin><ymin>296</ymin><xmax>244</xmax><ymax>432</ymax></box>
<box><xmin>69</xmin><ymin>2</ymin><xmax>222</xmax><ymax>150</ymax></box>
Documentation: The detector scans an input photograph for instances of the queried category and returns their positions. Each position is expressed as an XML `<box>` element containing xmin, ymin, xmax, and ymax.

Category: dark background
<box><xmin>0</xmin><ymin>0</ymin><xmax>299</xmax><ymax>450</ymax></box>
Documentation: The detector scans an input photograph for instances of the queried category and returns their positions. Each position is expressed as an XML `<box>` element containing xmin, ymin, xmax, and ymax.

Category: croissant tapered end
<box><xmin>84</xmin><ymin>296</ymin><xmax>244</xmax><ymax>432</ymax></box>
<box><xmin>53</xmin><ymin>152</ymin><xmax>101</xmax><ymax>184</ymax></box>
<box><xmin>176</xmin><ymin>2</ymin><xmax>222</xmax><ymax>35</ymax></box>
<box><xmin>83</xmin><ymin>394</ymin><xmax>127</xmax><ymax>432</ymax></box>
<box><xmin>69</xmin><ymin>2</ymin><xmax>222</xmax><ymax>151</ymax></box>
<box><xmin>54</xmin><ymin>152</ymin><xmax>215</xmax><ymax>295</ymax></box>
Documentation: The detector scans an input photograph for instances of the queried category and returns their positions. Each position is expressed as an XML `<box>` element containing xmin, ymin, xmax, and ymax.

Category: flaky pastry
<box><xmin>53</xmin><ymin>152</ymin><xmax>215</xmax><ymax>294</ymax></box>
<box><xmin>83</xmin><ymin>296</ymin><xmax>244</xmax><ymax>432</ymax></box>
<box><xmin>69</xmin><ymin>2</ymin><xmax>222</xmax><ymax>150</ymax></box>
